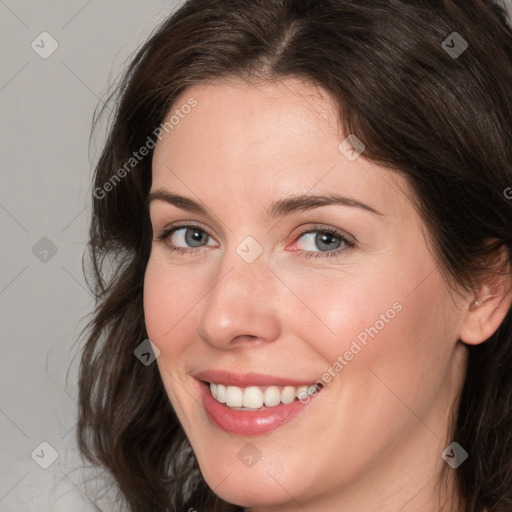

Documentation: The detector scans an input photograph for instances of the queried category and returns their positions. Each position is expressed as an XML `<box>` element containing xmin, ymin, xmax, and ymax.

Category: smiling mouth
<box><xmin>206</xmin><ymin>381</ymin><xmax>323</xmax><ymax>410</ymax></box>
<box><xmin>196</xmin><ymin>374</ymin><xmax>325</xmax><ymax>435</ymax></box>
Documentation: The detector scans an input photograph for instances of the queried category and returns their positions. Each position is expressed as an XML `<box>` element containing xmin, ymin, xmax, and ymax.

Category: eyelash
<box><xmin>155</xmin><ymin>224</ymin><xmax>355</xmax><ymax>259</ymax></box>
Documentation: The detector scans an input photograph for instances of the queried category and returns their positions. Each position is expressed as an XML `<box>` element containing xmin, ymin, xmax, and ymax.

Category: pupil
<box><xmin>187</xmin><ymin>228</ymin><xmax>205</xmax><ymax>247</ymax></box>
<box><xmin>317</xmin><ymin>232</ymin><xmax>340</xmax><ymax>251</ymax></box>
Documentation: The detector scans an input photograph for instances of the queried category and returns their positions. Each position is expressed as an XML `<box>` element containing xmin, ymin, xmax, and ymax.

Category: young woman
<box><xmin>77</xmin><ymin>1</ymin><xmax>512</xmax><ymax>510</ymax></box>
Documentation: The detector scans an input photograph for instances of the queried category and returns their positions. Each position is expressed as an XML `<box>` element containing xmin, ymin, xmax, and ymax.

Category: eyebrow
<box><xmin>147</xmin><ymin>189</ymin><xmax>383</xmax><ymax>218</ymax></box>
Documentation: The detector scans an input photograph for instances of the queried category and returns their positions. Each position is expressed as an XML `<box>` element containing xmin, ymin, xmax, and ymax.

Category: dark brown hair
<box><xmin>78</xmin><ymin>0</ymin><xmax>512</xmax><ymax>510</ymax></box>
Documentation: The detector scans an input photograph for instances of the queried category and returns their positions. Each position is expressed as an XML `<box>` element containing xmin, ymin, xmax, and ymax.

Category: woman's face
<box><xmin>144</xmin><ymin>78</ymin><xmax>469</xmax><ymax>510</ymax></box>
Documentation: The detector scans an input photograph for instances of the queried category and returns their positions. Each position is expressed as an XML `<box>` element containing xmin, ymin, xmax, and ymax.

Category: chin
<box><xmin>199</xmin><ymin>461</ymin><xmax>298</xmax><ymax>509</ymax></box>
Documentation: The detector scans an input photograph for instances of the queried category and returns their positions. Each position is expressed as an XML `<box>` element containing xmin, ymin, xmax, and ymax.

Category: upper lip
<box><xmin>193</xmin><ymin>369</ymin><xmax>317</xmax><ymax>387</ymax></box>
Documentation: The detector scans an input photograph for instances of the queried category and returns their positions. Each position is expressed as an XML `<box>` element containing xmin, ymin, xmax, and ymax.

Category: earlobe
<box><xmin>459</xmin><ymin>259</ymin><xmax>512</xmax><ymax>346</ymax></box>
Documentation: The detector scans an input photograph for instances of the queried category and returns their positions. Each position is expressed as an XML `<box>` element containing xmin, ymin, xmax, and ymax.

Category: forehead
<box><xmin>151</xmin><ymin>78</ymin><xmax>414</xmax><ymax>223</ymax></box>
<box><xmin>154</xmin><ymin>78</ymin><xmax>338</xmax><ymax>165</ymax></box>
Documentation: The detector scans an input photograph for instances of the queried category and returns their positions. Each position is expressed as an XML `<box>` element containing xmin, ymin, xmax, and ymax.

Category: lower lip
<box><xmin>197</xmin><ymin>380</ymin><xmax>321</xmax><ymax>436</ymax></box>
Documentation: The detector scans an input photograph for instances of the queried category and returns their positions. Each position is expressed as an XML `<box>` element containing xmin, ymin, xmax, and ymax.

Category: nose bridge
<box><xmin>197</xmin><ymin>244</ymin><xmax>282</xmax><ymax>348</ymax></box>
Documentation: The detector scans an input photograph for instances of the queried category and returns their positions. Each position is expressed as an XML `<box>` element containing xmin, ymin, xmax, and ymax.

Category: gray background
<box><xmin>1</xmin><ymin>1</ymin><xmax>511</xmax><ymax>510</ymax></box>
<box><xmin>0</xmin><ymin>1</ymin><xmax>179</xmax><ymax>510</ymax></box>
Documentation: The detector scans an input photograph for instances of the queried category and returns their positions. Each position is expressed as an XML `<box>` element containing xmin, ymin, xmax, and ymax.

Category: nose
<box><xmin>196</xmin><ymin>249</ymin><xmax>282</xmax><ymax>350</ymax></box>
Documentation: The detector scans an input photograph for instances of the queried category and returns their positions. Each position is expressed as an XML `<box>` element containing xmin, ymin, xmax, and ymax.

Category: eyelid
<box><xmin>156</xmin><ymin>221</ymin><xmax>355</xmax><ymax>242</ymax></box>
<box><xmin>155</xmin><ymin>221</ymin><xmax>356</xmax><ymax>258</ymax></box>
<box><xmin>156</xmin><ymin>221</ymin><xmax>218</xmax><ymax>242</ymax></box>
<box><xmin>156</xmin><ymin>222</ymin><xmax>219</xmax><ymax>249</ymax></box>
<box><xmin>290</xmin><ymin>223</ymin><xmax>357</xmax><ymax>246</ymax></box>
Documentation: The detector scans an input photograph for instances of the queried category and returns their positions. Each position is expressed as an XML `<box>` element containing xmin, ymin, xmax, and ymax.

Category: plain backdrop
<box><xmin>1</xmin><ymin>1</ymin><xmax>511</xmax><ymax>511</ymax></box>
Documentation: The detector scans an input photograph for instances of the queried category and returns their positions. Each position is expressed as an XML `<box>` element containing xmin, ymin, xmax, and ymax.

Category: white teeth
<box><xmin>216</xmin><ymin>384</ymin><xmax>227</xmax><ymax>403</ymax></box>
<box><xmin>243</xmin><ymin>386</ymin><xmax>264</xmax><ymax>408</ymax></box>
<box><xmin>225</xmin><ymin>386</ymin><xmax>243</xmax><ymax>407</ymax></box>
<box><xmin>296</xmin><ymin>385</ymin><xmax>308</xmax><ymax>400</ymax></box>
<box><xmin>208</xmin><ymin>382</ymin><xmax>321</xmax><ymax>409</ymax></box>
<box><xmin>264</xmin><ymin>386</ymin><xmax>281</xmax><ymax>407</ymax></box>
<box><xmin>281</xmin><ymin>386</ymin><xmax>296</xmax><ymax>404</ymax></box>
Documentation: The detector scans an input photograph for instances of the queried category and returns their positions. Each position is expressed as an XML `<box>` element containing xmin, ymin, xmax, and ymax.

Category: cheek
<box><xmin>315</xmin><ymin>258</ymin><xmax>454</xmax><ymax>435</ymax></box>
<box><xmin>275</xmin><ymin>259</ymin><xmax>411</xmax><ymax>367</ymax></box>
<box><xmin>143</xmin><ymin>258</ymin><xmax>202</xmax><ymax>357</ymax></box>
<box><xmin>291</xmin><ymin>248</ymin><xmax>454</xmax><ymax>407</ymax></box>
<box><xmin>143</xmin><ymin>258</ymin><xmax>205</xmax><ymax>423</ymax></box>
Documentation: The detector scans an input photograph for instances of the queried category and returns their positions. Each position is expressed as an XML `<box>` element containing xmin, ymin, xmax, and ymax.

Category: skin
<box><xmin>143</xmin><ymin>77</ymin><xmax>510</xmax><ymax>512</ymax></box>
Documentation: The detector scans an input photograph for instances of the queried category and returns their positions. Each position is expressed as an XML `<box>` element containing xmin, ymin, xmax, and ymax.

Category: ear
<box><xmin>459</xmin><ymin>244</ymin><xmax>512</xmax><ymax>345</ymax></box>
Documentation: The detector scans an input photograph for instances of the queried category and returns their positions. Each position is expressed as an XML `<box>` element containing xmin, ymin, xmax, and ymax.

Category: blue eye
<box><xmin>293</xmin><ymin>227</ymin><xmax>354</xmax><ymax>259</ymax></box>
<box><xmin>156</xmin><ymin>224</ymin><xmax>355</xmax><ymax>259</ymax></box>
<box><xmin>157</xmin><ymin>225</ymin><xmax>216</xmax><ymax>255</ymax></box>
